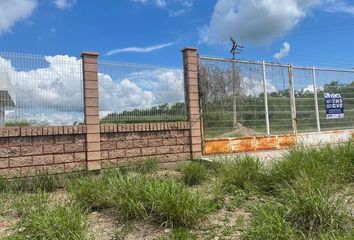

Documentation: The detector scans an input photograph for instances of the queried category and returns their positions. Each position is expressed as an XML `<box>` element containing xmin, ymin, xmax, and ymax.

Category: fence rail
<box><xmin>199</xmin><ymin>56</ymin><xmax>354</xmax><ymax>139</ymax></box>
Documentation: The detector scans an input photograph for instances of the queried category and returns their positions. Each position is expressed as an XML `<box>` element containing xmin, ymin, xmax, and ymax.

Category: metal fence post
<box><xmin>288</xmin><ymin>64</ymin><xmax>298</xmax><ymax>135</ymax></box>
<box><xmin>312</xmin><ymin>66</ymin><xmax>321</xmax><ymax>132</ymax></box>
<box><xmin>262</xmin><ymin>61</ymin><xmax>270</xmax><ymax>136</ymax></box>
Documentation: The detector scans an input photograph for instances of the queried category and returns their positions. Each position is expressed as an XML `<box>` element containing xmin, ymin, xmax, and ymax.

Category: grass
<box><xmin>156</xmin><ymin>228</ymin><xmax>197</xmax><ymax>240</ymax></box>
<box><xmin>242</xmin><ymin>203</ymin><xmax>296</xmax><ymax>240</ymax></box>
<box><xmin>0</xmin><ymin>143</ymin><xmax>353</xmax><ymax>239</ymax></box>
<box><xmin>266</xmin><ymin>143</ymin><xmax>354</xmax><ymax>193</ymax></box>
<box><xmin>69</xmin><ymin>170</ymin><xmax>211</xmax><ymax>228</ymax></box>
<box><xmin>8</xmin><ymin>202</ymin><xmax>89</xmax><ymax>240</ymax></box>
<box><xmin>217</xmin><ymin>156</ymin><xmax>266</xmax><ymax>193</ymax></box>
<box><xmin>280</xmin><ymin>174</ymin><xmax>353</xmax><ymax>236</ymax></box>
<box><xmin>178</xmin><ymin>161</ymin><xmax>208</xmax><ymax>186</ymax></box>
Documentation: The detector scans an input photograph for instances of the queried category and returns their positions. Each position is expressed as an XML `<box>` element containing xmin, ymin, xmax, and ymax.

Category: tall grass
<box><xmin>242</xmin><ymin>143</ymin><xmax>354</xmax><ymax>239</ymax></box>
<box><xmin>280</xmin><ymin>174</ymin><xmax>353</xmax><ymax>236</ymax></box>
<box><xmin>267</xmin><ymin>143</ymin><xmax>354</xmax><ymax>193</ymax></box>
<box><xmin>69</xmin><ymin>170</ymin><xmax>210</xmax><ymax>228</ymax></box>
<box><xmin>217</xmin><ymin>156</ymin><xmax>266</xmax><ymax>193</ymax></box>
<box><xmin>0</xmin><ymin>173</ymin><xmax>61</xmax><ymax>194</ymax></box>
<box><xmin>8</xmin><ymin>203</ymin><xmax>89</xmax><ymax>240</ymax></box>
<box><xmin>178</xmin><ymin>161</ymin><xmax>208</xmax><ymax>186</ymax></box>
<box><xmin>242</xmin><ymin>203</ymin><xmax>296</xmax><ymax>240</ymax></box>
<box><xmin>67</xmin><ymin>175</ymin><xmax>112</xmax><ymax>211</ymax></box>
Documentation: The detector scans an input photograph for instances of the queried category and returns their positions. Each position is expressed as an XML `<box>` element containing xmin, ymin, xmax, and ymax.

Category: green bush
<box><xmin>179</xmin><ymin>161</ymin><xmax>208</xmax><ymax>186</ymax></box>
<box><xmin>8</xmin><ymin>203</ymin><xmax>88</xmax><ymax>240</ymax></box>
<box><xmin>0</xmin><ymin>175</ymin><xmax>5</xmax><ymax>192</ymax></box>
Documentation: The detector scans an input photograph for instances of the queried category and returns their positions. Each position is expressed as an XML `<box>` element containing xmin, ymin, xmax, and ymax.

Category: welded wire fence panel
<box><xmin>293</xmin><ymin>68</ymin><xmax>318</xmax><ymax>133</ymax></box>
<box><xmin>199</xmin><ymin>58</ymin><xmax>266</xmax><ymax>139</ymax></box>
<box><xmin>98</xmin><ymin>60</ymin><xmax>186</xmax><ymax>123</ymax></box>
<box><xmin>0</xmin><ymin>52</ymin><xmax>84</xmax><ymax>126</ymax></box>
<box><xmin>315</xmin><ymin>69</ymin><xmax>354</xmax><ymax>131</ymax></box>
<box><xmin>265</xmin><ymin>65</ymin><xmax>292</xmax><ymax>134</ymax></box>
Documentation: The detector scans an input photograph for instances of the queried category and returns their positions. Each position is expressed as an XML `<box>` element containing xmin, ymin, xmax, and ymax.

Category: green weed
<box><xmin>178</xmin><ymin>161</ymin><xmax>208</xmax><ymax>186</ymax></box>
<box><xmin>218</xmin><ymin>156</ymin><xmax>266</xmax><ymax>193</ymax></box>
<box><xmin>8</xmin><ymin>202</ymin><xmax>88</xmax><ymax>240</ymax></box>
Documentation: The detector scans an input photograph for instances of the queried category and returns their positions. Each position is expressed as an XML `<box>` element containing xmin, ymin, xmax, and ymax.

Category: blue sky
<box><xmin>1</xmin><ymin>0</ymin><xmax>354</xmax><ymax>68</ymax></box>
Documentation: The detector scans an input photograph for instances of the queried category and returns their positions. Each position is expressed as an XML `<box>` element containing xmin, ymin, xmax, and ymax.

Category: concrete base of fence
<box><xmin>0</xmin><ymin>122</ymin><xmax>192</xmax><ymax>178</ymax></box>
<box><xmin>204</xmin><ymin>129</ymin><xmax>354</xmax><ymax>155</ymax></box>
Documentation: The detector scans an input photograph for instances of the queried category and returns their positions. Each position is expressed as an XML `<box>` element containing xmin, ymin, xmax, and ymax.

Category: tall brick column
<box><xmin>81</xmin><ymin>52</ymin><xmax>101</xmax><ymax>171</ymax></box>
<box><xmin>182</xmin><ymin>47</ymin><xmax>202</xmax><ymax>159</ymax></box>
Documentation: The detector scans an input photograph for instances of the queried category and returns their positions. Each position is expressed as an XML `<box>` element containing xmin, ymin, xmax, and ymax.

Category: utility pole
<box><xmin>230</xmin><ymin>37</ymin><xmax>244</xmax><ymax>129</ymax></box>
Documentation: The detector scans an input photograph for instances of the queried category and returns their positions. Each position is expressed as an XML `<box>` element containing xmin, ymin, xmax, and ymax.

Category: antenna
<box><xmin>230</xmin><ymin>37</ymin><xmax>244</xmax><ymax>60</ymax></box>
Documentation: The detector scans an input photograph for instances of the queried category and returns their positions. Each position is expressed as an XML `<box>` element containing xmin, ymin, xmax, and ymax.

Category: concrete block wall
<box><xmin>100</xmin><ymin>122</ymin><xmax>191</xmax><ymax>168</ymax></box>
<box><xmin>0</xmin><ymin>126</ymin><xmax>87</xmax><ymax>178</ymax></box>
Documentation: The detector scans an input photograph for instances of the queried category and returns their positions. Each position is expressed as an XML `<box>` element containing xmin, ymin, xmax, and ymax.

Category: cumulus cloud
<box><xmin>201</xmin><ymin>0</ymin><xmax>321</xmax><ymax>44</ymax></box>
<box><xmin>273</xmin><ymin>42</ymin><xmax>291</xmax><ymax>60</ymax></box>
<box><xmin>0</xmin><ymin>54</ymin><xmax>184</xmax><ymax>125</ymax></box>
<box><xmin>54</xmin><ymin>0</ymin><xmax>76</xmax><ymax>9</ymax></box>
<box><xmin>0</xmin><ymin>0</ymin><xmax>37</xmax><ymax>35</ymax></box>
<box><xmin>201</xmin><ymin>0</ymin><xmax>354</xmax><ymax>44</ymax></box>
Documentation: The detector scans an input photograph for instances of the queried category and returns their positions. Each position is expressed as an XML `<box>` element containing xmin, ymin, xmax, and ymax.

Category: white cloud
<box><xmin>201</xmin><ymin>0</ymin><xmax>321</xmax><ymax>44</ymax></box>
<box><xmin>54</xmin><ymin>0</ymin><xmax>76</xmax><ymax>9</ymax></box>
<box><xmin>156</xmin><ymin>0</ymin><xmax>167</xmax><ymax>8</ymax></box>
<box><xmin>0</xmin><ymin>54</ymin><xmax>184</xmax><ymax>125</ymax></box>
<box><xmin>324</xmin><ymin>0</ymin><xmax>354</xmax><ymax>14</ymax></box>
<box><xmin>201</xmin><ymin>0</ymin><xmax>354</xmax><ymax>45</ymax></box>
<box><xmin>0</xmin><ymin>0</ymin><xmax>37</xmax><ymax>35</ymax></box>
<box><xmin>273</xmin><ymin>42</ymin><xmax>291</xmax><ymax>60</ymax></box>
<box><xmin>169</xmin><ymin>9</ymin><xmax>186</xmax><ymax>16</ymax></box>
<box><xmin>131</xmin><ymin>0</ymin><xmax>193</xmax><ymax>12</ymax></box>
<box><xmin>105</xmin><ymin>42</ymin><xmax>175</xmax><ymax>56</ymax></box>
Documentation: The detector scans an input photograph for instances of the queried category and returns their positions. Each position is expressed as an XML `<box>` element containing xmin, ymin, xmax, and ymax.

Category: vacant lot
<box><xmin>0</xmin><ymin>143</ymin><xmax>353</xmax><ymax>240</ymax></box>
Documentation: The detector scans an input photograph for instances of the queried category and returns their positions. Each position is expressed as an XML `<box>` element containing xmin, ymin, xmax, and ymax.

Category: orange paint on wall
<box><xmin>204</xmin><ymin>139</ymin><xmax>230</xmax><ymax>155</ymax></box>
<box><xmin>230</xmin><ymin>137</ymin><xmax>254</xmax><ymax>153</ymax></box>
<box><xmin>255</xmin><ymin>136</ymin><xmax>277</xmax><ymax>150</ymax></box>
<box><xmin>278</xmin><ymin>135</ymin><xmax>296</xmax><ymax>149</ymax></box>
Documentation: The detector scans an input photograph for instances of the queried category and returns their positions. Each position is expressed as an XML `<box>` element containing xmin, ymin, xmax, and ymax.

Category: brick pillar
<box><xmin>81</xmin><ymin>52</ymin><xmax>101</xmax><ymax>171</ymax></box>
<box><xmin>182</xmin><ymin>47</ymin><xmax>202</xmax><ymax>159</ymax></box>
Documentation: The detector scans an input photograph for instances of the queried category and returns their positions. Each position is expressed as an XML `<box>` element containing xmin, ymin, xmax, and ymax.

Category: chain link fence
<box><xmin>199</xmin><ymin>56</ymin><xmax>354</xmax><ymax>139</ymax></box>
